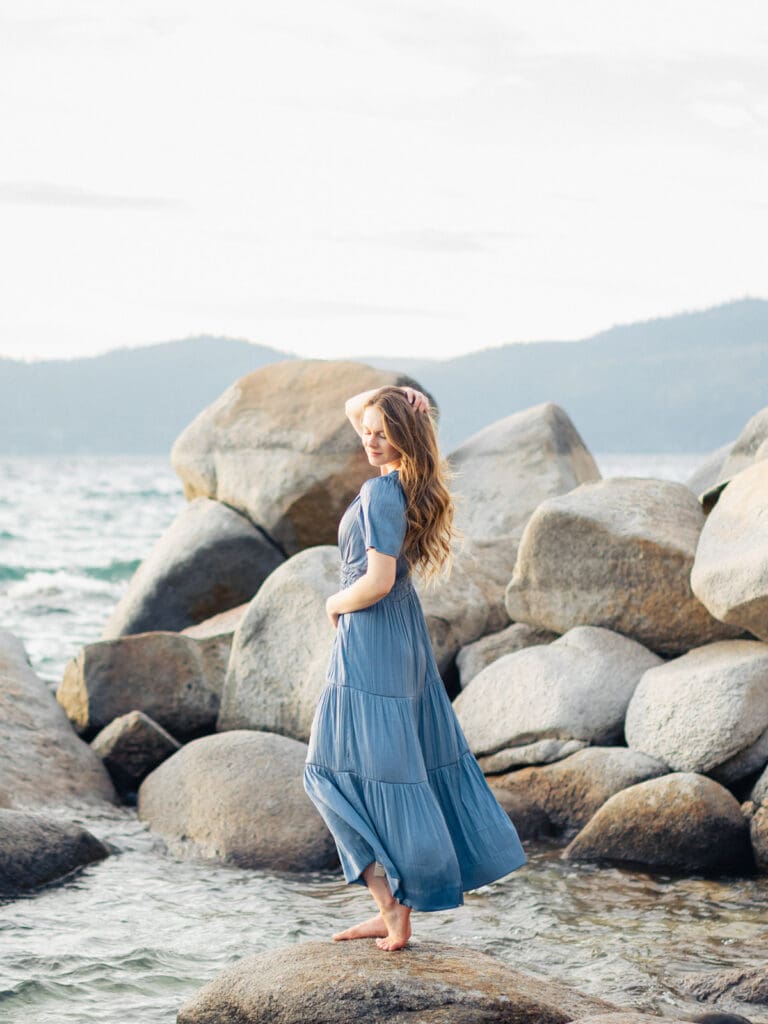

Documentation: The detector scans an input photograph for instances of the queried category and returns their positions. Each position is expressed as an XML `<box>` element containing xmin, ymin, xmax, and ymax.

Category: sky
<box><xmin>1</xmin><ymin>1</ymin><xmax>767</xmax><ymax>362</ymax></box>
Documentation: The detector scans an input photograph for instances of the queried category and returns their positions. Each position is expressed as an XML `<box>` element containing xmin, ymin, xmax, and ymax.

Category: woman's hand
<box><xmin>326</xmin><ymin>595</ymin><xmax>340</xmax><ymax>629</ymax></box>
<box><xmin>401</xmin><ymin>386</ymin><xmax>430</xmax><ymax>414</ymax></box>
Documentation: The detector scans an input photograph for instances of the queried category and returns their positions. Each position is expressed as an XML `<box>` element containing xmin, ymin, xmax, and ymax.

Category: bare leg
<box><xmin>332</xmin><ymin>862</ymin><xmax>412</xmax><ymax>949</ymax></box>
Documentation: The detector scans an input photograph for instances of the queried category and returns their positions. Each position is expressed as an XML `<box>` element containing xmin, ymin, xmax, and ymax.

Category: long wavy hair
<box><xmin>363</xmin><ymin>386</ymin><xmax>458</xmax><ymax>585</ymax></box>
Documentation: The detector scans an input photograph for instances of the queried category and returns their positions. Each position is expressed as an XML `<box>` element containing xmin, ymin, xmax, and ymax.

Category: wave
<box><xmin>0</xmin><ymin>565</ymin><xmax>27</xmax><ymax>581</ymax></box>
<box><xmin>82</xmin><ymin>559</ymin><xmax>140</xmax><ymax>583</ymax></box>
<box><xmin>0</xmin><ymin>529</ymin><xmax>15</xmax><ymax>539</ymax></box>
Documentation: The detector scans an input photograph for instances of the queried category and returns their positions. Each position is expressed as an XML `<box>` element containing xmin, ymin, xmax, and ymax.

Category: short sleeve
<box><xmin>360</xmin><ymin>477</ymin><xmax>407</xmax><ymax>558</ymax></box>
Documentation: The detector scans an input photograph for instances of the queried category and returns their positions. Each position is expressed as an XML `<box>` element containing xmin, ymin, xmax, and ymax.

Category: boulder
<box><xmin>171</xmin><ymin>360</ymin><xmax>433</xmax><ymax>556</ymax></box>
<box><xmin>453</xmin><ymin>626</ymin><xmax>661</xmax><ymax>758</ymax></box>
<box><xmin>457</xmin><ymin>622</ymin><xmax>558</xmax><ymax>689</ymax></box>
<box><xmin>57</xmin><ymin>631</ymin><xmax>229</xmax><ymax>741</ymax></box>
<box><xmin>492</xmin><ymin>747</ymin><xmax>668</xmax><ymax>837</ymax></box>
<box><xmin>564</xmin><ymin>773</ymin><xmax>753</xmax><ymax>874</ymax></box>
<box><xmin>181</xmin><ymin>602</ymin><xmax>249</xmax><ymax>639</ymax></box>
<box><xmin>701</xmin><ymin>405</ymin><xmax>768</xmax><ymax>510</ymax></box>
<box><xmin>478</xmin><ymin>738</ymin><xmax>587</xmax><ymax>775</ymax></box>
<box><xmin>90</xmin><ymin>710</ymin><xmax>181</xmax><ymax>799</ymax></box>
<box><xmin>488</xmin><ymin>784</ymin><xmax>557</xmax><ymax>841</ymax></box>
<box><xmin>750</xmin><ymin>764</ymin><xmax>768</xmax><ymax>806</ymax></box>
<box><xmin>0</xmin><ymin>629</ymin><xmax>116</xmax><ymax>810</ymax></box>
<box><xmin>176</xmin><ymin>939</ymin><xmax>616</xmax><ymax>1024</ymax></box>
<box><xmin>686</xmin><ymin>441</ymin><xmax>734</xmax><ymax>499</ymax></box>
<box><xmin>691</xmin><ymin>461</ymin><xmax>768</xmax><ymax>641</ymax></box>
<box><xmin>101</xmin><ymin>497</ymin><xmax>284</xmax><ymax>639</ymax></box>
<box><xmin>749</xmin><ymin>803</ymin><xmax>768</xmax><ymax>870</ymax></box>
<box><xmin>217</xmin><ymin>546</ymin><xmax>338</xmax><ymax>742</ymax></box>
<box><xmin>137</xmin><ymin>730</ymin><xmax>337</xmax><ymax>871</ymax></box>
<box><xmin>0</xmin><ymin>809</ymin><xmax>109</xmax><ymax>897</ymax></box>
<box><xmin>506</xmin><ymin>477</ymin><xmax>743</xmax><ymax>656</ymax></box>
<box><xmin>625</xmin><ymin>641</ymin><xmax>768</xmax><ymax>783</ymax></box>
<box><xmin>679</xmin><ymin>965</ymin><xmax>768</xmax><ymax>1007</ymax></box>
<box><xmin>449</xmin><ymin>401</ymin><xmax>601</xmax><ymax>553</ymax></box>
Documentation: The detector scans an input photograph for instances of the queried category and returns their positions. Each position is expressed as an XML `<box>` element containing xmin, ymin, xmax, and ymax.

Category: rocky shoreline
<box><xmin>2</xmin><ymin>359</ymin><xmax>768</xmax><ymax>1021</ymax></box>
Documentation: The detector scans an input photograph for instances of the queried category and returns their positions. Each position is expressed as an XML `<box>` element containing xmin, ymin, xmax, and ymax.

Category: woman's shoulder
<box><xmin>360</xmin><ymin>472</ymin><xmax>406</xmax><ymax>507</ymax></box>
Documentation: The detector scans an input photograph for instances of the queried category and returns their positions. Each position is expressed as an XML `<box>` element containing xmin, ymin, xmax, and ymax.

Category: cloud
<box><xmin>0</xmin><ymin>181</ymin><xmax>188</xmax><ymax>210</ymax></box>
<box><xmin>321</xmin><ymin>228</ymin><xmax>526</xmax><ymax>253</ymax></box>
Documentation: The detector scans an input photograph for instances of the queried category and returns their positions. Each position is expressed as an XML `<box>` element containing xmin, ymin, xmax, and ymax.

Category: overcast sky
<box><xmin>1</xmin><ymin>1</ymin><xmax>766</xmax><ymax>361</ymax></box>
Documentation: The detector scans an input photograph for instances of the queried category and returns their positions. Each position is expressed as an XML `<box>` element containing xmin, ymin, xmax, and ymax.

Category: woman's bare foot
<box><xmin>332</xmin><ymin>913</ymin><xmax>388</xmax><ymax>941</ymax></box>
<box><xmin>375</xmin><ymin>902</ymin><xmax>412</xmax><ymax>951</ymax></box>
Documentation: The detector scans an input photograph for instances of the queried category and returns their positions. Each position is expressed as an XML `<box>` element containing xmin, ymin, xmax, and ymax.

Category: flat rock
<box><xmin>57</xmin><ymin>631</ymin><xmax>229</xmax><ymax>742</ymax></box>
<box><xmin>101</xmin><ymin>497</ymin><xmax>284</xmax><ymax>639</ymax></box>
<box><xmin>701</xmin><ymin>405</ymin><xmax>768</xmax><ymax>510</ymax></box>
<box><xmin>679</xmin><ymin>965</ymin><xmax>768</xmax><ymax>1007</ymax></box>
<box><xmin>181</xmin><ymin>603</ymin><xmax>249</xmax><ymax>639</ymax></box>
<box><xmin>564</xmin><ymin>773</ymin><xmax>753</xmax><ymax>874</ymax></box>
<box><xmin>0</xmin><ymin>629</ymin><xmax>117</xmax><ymax>810</ymax></box>
<box><xmin>217</xmin><ymin>546</ymin><xmax>339</xmax><ymax>742</ymax></box>
<box><xmin>505</xmin><ymin>477</ymin><xmax>743</xmax><ymax>655</ymax></box>
<box><xmin>691</xmin><ymin>460</ymin><xmax>768</xmax><ymax>641</ymax></box>
<box><xmin>478</xmin><ymin>738</ymin><xmax>587</xmax><ymax>775</ymax></box>
<box><xmin>625</xmin><ymin>640</ymin><xmax>768</xmax><ymax>782</ymax></box>
<box><xmin>137</xmin><ymin>730</ymin><xmax>336</xmax><ymax>871</ymax></box>
<box><xmin>492</xmin><ymin>747</ymin><xmax>668</xmax><ymax>837</ymax></box>
<box><xmin>91</xmin><ymin>710</ymin><xmax>181</xmax><ymax>799</ymax></box>
<box><xmin>453</xmin><ymin>626</ymin><xmax>661</xmax><ymax>758</ymax></box>
<box><xmin>171</xmin><ymin>360</ymin><xmax>433</xmax><ymax>556</ymax></box>
<box><xmin>176</xmin><ymin>939</ymin><xmax>617</xmax><ymax>1024</ymax></box>
<box><xmin>457</xmin><ymin>622</ymin><xmax>558</xmax><ymax>689</ymax></box>
<box><xmin>0</xmin><ymin>808</ymin><xmax>109</xmax><ymax>897</ymax></box>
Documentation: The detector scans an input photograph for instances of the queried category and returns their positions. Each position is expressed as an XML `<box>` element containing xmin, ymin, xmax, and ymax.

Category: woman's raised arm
<box><xmin>345</xmin><ymin>386</ymin><xmax>431</xmax><ymax>438</ymax></box>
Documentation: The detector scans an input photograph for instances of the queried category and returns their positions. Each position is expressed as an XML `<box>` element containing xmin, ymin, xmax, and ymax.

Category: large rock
<box><xmin>505</xmin><ymin>477</ymin><xmax>744</xmax><ymax>655</ymax></box>
<box><xmin>57</xmin><ymin>631</ymin><xmax>229</xmax><ymax>741</ymax></box>
<box><xmin>0</xmin><ymin>809</ymin><xmax>109</xmax><ymax>897</ymax></box>
<box><xmin>679</xmin><ymin>965</ymin><xmax>768</xmax><ymax>1008</ymax></box>
<box><xmin>491</xmin><ymin>747</ymin><xmax>668</xmax><ymax>838</ymax></box>
<box><xmin>453</xmin><ymin>626</ymin><xmax>661</xmax><ymax>758</ymax></box>
<box><xmin>137</xmin><ymin>730</ymin><xmax>336</xmax><ymax>871</ymax></box>
<box><xmin>625</xmin><ymin>640</ymin><xmax>768</xmax><ymax>783</ymax></box>
<box><xmin>171</xmin><ymin>360</ymin><xmax>433</xmax><ymax>556</ymax></box>
<box><xmin>457</xmin><ymin>622</ymin><xmax>558</xmax><ymax>689</ymax></box>
<box><xmin>564</xmin><ymin>773</ymin><xmax>753</xmax><ymax>874</ymax></box>
<box><xmin>701</xmin><ymin>405</ymin><xmax>768</xmax><ymax>510</ymax></box>
<box><xmin>686</xmin><ymin>441</ymin><xmax>734</xmax><ymax>498</ymax></box>
<box><xmin>101</xmin><ymin>498</ymin><xmax>284</xmax><ymax>639</ymax></box>
<box><xmin>176</xmin><ymin>939</ymin><xmax>616</xmax><ymax>1024</ymax></box>
<box><xmin>217</xmin><ymin>546</ymin><xmax>338</xmax><ymax>742</ymax></box>
<box><xmin>181</xmin><ymin>603</ymin><xmax>249</xmax><ymax>639</ymax></box>
<box><xmin>90</xmin><ymin>710</ymin><xmax>181</xmax><ymax>799</ymax></box>
<box><xmin>691</xmin><ymin>460</ymin><xmax>768</xmax><ymax>641</ymax></box>
<box><xmin>0</xmin><ymin>629</ymin><xmax>116</xmax><ymax>809</ymax></box>
<box><xmin>478</xmin><ymin>738</ymin><xmax>587</xmax><ymax>775</ymax></box>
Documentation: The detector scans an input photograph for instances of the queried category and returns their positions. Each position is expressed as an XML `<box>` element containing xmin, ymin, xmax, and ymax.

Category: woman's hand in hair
<box><xmin>401</xmin><ymin>387</ymin><xmax>430</xmax><ymax>414</ymax></box>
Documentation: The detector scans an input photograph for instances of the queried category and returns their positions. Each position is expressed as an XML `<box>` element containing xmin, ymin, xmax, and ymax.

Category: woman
<box><xmin>303</xmin><ymin>384</ymin><xmax>526</xmax><ymax>952</ymax></box>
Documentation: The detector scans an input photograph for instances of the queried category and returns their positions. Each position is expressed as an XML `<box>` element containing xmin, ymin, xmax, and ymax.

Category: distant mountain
<box><xmin>0</xmin><ymin>300</ymin><xmax>766</xmax><ymax>455</ymax></box>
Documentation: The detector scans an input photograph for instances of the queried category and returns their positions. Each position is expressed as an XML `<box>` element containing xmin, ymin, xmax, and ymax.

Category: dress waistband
<box><xmin>340</xmin><ymin>568</ymin><xmax>414</xmax><ymax>602</ymax></box>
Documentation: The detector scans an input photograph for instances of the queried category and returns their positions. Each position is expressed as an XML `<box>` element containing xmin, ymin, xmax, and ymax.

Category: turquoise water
<box><xmin>2</xmin><ymin>452</ymin><xmax>766</xmax><ymax>1024</ymax></box>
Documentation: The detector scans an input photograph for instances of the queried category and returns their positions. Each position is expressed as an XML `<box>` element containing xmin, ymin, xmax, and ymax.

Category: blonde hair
<box><xmin>364</xmin><ymin>386</ymin><xmax>458</xmax><ymax>585</ymax></box>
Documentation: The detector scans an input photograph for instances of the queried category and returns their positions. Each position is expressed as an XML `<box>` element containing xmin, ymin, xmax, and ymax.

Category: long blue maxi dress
<box><xmin>303</xmin><ymin>469</ymin><xmax>526</xmax><ymax>911</ymax></box>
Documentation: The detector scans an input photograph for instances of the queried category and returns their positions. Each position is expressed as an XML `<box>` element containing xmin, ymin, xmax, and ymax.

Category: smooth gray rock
<box><xmin>176</xmin><ymin>939</ymin><xmax>617</xmax><ymax>1024</ymax></box>
<box><xmin>454</xmin><ymin>626</ymin><xmax>661</xmax><ymax>758</ymax></box>
<box><xmin>0</xmin><ymin>809</ymin><xmax>109</xmax><ymax>897</ymax></box>
<box><xmin>171</xmin><ymin>360</ymin><xmax>433</xmax><ymax>556</ymax></box>
<box><xmin>492</xmin><ymin>746</ymin><xmax>669</xmax><ymax>838</ymax></box>
<box><xmin>564</xmin><ymin>773</ymin><xmax>753</xmax><ymax>874</ymax></box>
<box><xmin>679</xmin><ymin>965</ymin><xmax>768</xmax><ymax>1007</ymax></box>
<box><xmin>57</xmin><ymin>631</ymin><xmax>229</xmax><ymax>741</ymax></box>
<box><xmin>686</xmin><ymin>441</ymin><xmax>734</xmax><ymax>499</ymax></box>
<box><xmin>505</xmin><ymin>477</ymin><xmax>743</xmax><ymax>656</ymax></box>
<box><xmin>101</xmin><ymin>497</ymin><xmax>284</xmax><ymax>639</ymax></box>
<box><xmin>137</xmin><ymin>730</ymin><xmax>336</xmax><ymax>871</ymax></box>
<box><xmin>478</xmin><ymin>738</ymin><xmax>587</xmax><ymax>774</ymax></box>
<box><xmin>181</xmin><ymin>603</ymin><xmax>248</xmax><ymax>639</ymax></box>
<box><xmin>701</xmin><ymin>405</ymin><xmax>768</xmax><ymax>511</ymax></box>
<box><xmin>217</xmin><ymin>546</ymin><xmax>339</xmax><ymax>742</ymax></box>
<box><xmin>625</xmin><ymin>640</ymin><xmax>768</xmax><ymax>782</ymax></box>
<box><xmin>0</xmin><ymin>629</ymin><xmax>116</xmax><ymax>810</ymax></box>
<box><xmin>91</xmin><ymin>710</ymin><xmax>181</xmax><ymax>798</ymax></box>
<box><xmin>457</xmin><ymin>622</ymin><xmax>558</xmax><ymax>689</ymax></box>
<box><xmin>692</xmin><ymin>460</ymin><xmax>768</xmax><ymax>641</ymax></box>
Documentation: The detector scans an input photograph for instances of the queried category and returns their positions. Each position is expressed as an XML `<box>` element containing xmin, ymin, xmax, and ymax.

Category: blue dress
<box><xmin>303</xmin><ymin>469</ymin><xmax>526</xmax><ymax>911</ymax></box>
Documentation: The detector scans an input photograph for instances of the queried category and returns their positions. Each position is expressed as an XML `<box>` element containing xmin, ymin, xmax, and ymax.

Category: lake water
<box><xmin>2</xmin><ymin>452</ymin><xmax>766</xmax><ymax>1024</ymax></box>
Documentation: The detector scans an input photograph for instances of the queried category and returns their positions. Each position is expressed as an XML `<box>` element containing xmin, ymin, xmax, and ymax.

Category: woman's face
<box><xmin>361</xmin><ymin>405</ymin><xmax>401</xmax><ymax>471</ymax></box>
